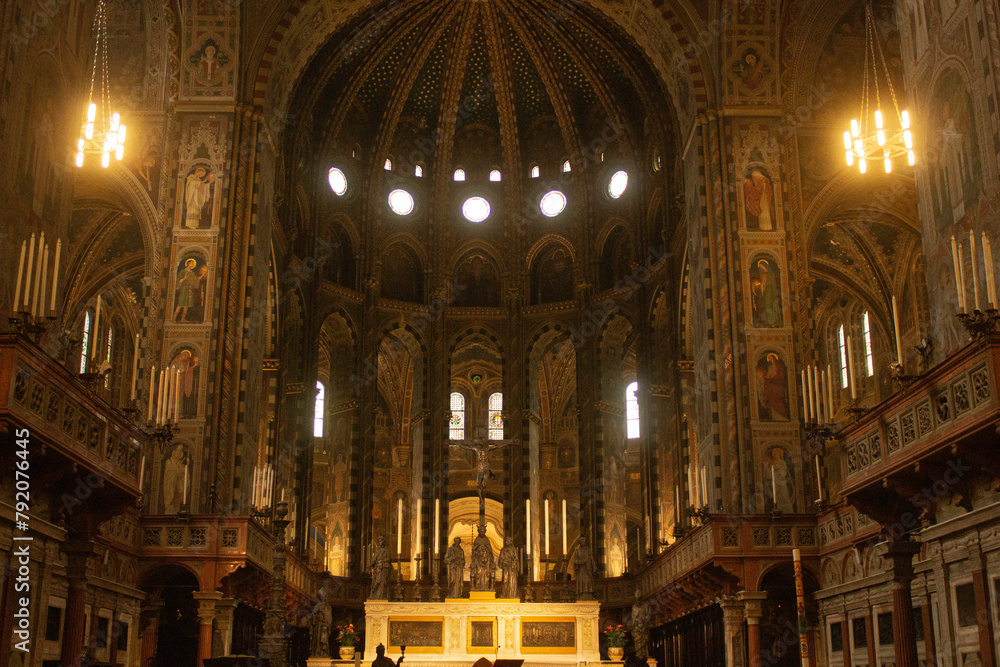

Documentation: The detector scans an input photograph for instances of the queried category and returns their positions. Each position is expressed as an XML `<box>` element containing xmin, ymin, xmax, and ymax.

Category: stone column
<box><xmin>973</xmin><ymin>570</ymin><xmax>996</xmax><ymax>667</ymax></box>
<box><xmin>841</xmin><ymin>619</ymin><xmax>851</xmax><ymax>666</ymax></box>
<box><xmin>214</xmin><ymin>597</ymin><xmax>237</xmax><ymax>657</ymax></box>
<box><xmin>864</xmin><ymin>614</ymin><xmax>876</xmax><ymax>667</ymax></box>
<box><xmin>139</xmin><ymin>599</ymin><xmax>164</xmax><ymax>667</ymax></box>
<box><xmin>60</xmin><ymin>543</ymin><xmax>95</xmax><ymax>667</ymax></box>
<box><xmin>741</xmin><ymin>591</ymin><xmax>767</xmax><ymax>667</ymax></box>
<box><xmin>885</xmin><ymin>540</ymin><xmax>921</xmax><ymax>667</ymax></box>
<box><xmin>920</xmin><ymin>604</ymin><xmax>936</xmax><ymax>666</ymax></box>
<box><xmin>192</xmin><ymin>591</ymin><xmax>223</xmax><ymax>667</ymax></box>
<box><xmin>720</xmin><ymin>595</ymin><xmax>746</xmax><ymax>667</ymax></box>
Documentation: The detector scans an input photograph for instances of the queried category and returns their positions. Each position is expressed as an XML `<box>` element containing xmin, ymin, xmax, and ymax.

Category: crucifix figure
<box><xmin>450</xmin><ymin>428</ymin><xmax>510</xmax><ymax>523</ymax></box>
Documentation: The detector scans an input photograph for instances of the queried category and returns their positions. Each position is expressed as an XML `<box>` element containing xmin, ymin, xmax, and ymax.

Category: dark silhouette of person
<box><xmin>372</xmin><ymin>643</ymin><xmax>404</xmax><ymax>667</ymax></box>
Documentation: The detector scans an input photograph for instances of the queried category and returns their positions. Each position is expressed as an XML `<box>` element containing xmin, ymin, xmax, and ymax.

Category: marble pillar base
<box><xmin>365</xmin><ymin>599</ymin><xmax>601</xmax><ymax>664</ymax></box>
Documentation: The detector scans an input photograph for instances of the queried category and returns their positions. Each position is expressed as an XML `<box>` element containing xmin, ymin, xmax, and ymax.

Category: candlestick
<box><xmin>183</xmin><ymin>463</ymin><xmax>189</xmax><ymax>505</ymax></box>
<box><xmin>31</xmin><ymin>233</ymin><xmax>44</xmax><ymax>317</ymax></box>
<box><xmin>13</xmin><ymin>240</ymin><xmax>26</xmax><ymax>312</ymax></box>
<box><xmin>771</xmin><ymin>465</ymin><xmax>778</xmax><ymax>506</ymax></box>
<box><xmin>131</xmin><ymin>334</ymin><xmax>139</xmax><ymax>400</ymax></box>
<box><xmin>50</xmin><ymin>239</ymin><xmax>60</xmax><ymax>314</ymax></box>
<box><xmin>22</xmin><ymin>234</ymin><xmax>35</xmax><ymax>310</ymax></box>
<box><xmin>525</xmin><ymin>498</ymin><xmax>531</xmax><ymax>556</ymax></box>
<box><xmin>434</xmin><ymin>498</ymin><xmax>441</xmax><ymax>555</ymax></box>
<box><xmin>892</xmin><ymin>295</ymin><xmax>903</xmax><ymax>366</ymax></box>
<box><xmin>806</xmin><ymin>365</ymin><xmax>815</xmax><ymax>421</ymax></box>
<box><xmin>561</xmin><ymin>498</ymin><xmax>567</xmax><ymax>555</ymax></box>
<box><xmin>35</xmin><ymin>245</ymin><xmax>48</xmax><ymax>319</ymax></box>
<box><xmin>544</xmin><ymin>498</ymin><xmax>550</xmax><ymax>556</ymax></box>
<box><xmin>147</xmin><ymin>365</ymin><xmax>156</xmax><ymax>421</ymax></box>
<box><xmin>846</xmin><ymin>336</ymin><xmax>857</xmax><ymax>399</ymax></box>
<box><xmin>397</xmin><ymin>497</ymin><xmax>404</xmax><ymax>556</ymax></box>
<box><xmin>815</xmin><ymin>455</ymin><xmax>823</xmax><ymax>502</ymax></box>
<box><xmin>174</xmin><ymin>367</ymin><xmax>181</xmax><ymax>422</ymax></box>
<box><xmin>958</xmin><ymin>242</ymin><xmax>968</xmax><ymax>312</ymax></box>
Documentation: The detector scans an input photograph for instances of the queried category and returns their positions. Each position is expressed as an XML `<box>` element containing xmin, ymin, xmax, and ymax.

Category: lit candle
<box><xmin>687</xmin><ymin>465</ymin><xmax>695</xmax><ymax>506</ymax></box>
<box><xmin>31</xmin><ymin>233</ymin><xmax>44</xmax><ymax>317</ymax></box>
<box><xmin>156</xmin><ymin>370</ymin><xmax>165</xmax><ymax>426</ymax></box>
<box><xmin>50</xmin><ymin>239</ymin><xmax>61</xmax><ymax>314</ymax></box>
<box><xmin>971</xmin><ymin>231</ymin><xmax>981</xmax><ymax>311</ymax></box>
<box><xmin>952</xmin><ymin>235</ymin><xmax>963</xmax><ymax>310</ymax></box>
<box><xmin>397</xmin><ymin>497</ymin><xmax>404</xmax><ymax>556</ymax></box>
<box><xmin>985</xmin><ymin>233</ymin><xmax>997</xmax><ymax>308</ymax></box>
<box><xmin>771</xmin><ymin>465</ymin><xmax>777</xmax><ymax>505</ymax></box>
<box><xmin>544</xmin><ymin>498</ymin><xmax>550</xmax><ymax>556</ymax></box>
<box><xmin>35</xmin><ymin>244</ymin><xmax>48</xmax><ymax>318</ymax></box>
<box><xmin>131</xmin><ymin>334</ymin><xmax>139</xmax><ymax>400</ymax></box>
<box><xmin>22</xmin><ymin>234</ymin><xmax>34</xmax><ymax>310</ymax></box>
<box><xmin>818</xmin><ymin>369</ymin><xmax>826</xmax><ymax>424</ymax></box>
<box><xmin>415</xmin><ymin>498</ymin><xmax>422</xmax><ymax>556</ymax></box>
<box><xmin>174</xmin><ymin>367</ymin><xmax>181</xmax><ymax>422</ymax></box>
<box><xmin>525</xmin><ymin>498</ymin><xmax>530</xmax><ymax>556</ymax></box>
<box><xmin>892</xmin><ymin>295</ymin><xmax>903</xmax><ymax>366</ymax></box>
<box><xmin>800</xmin><ymin>370</ymin><xmax>808</xmax><ymax>421</ymax></box>
<box><xmin>806</xmin><ymin>365</ymin><xmax>815</xmax><ymax>421</ymax></box>
<box><xmin>183</xmin><ymin>464</ymin><xmax>189</xmax><ymax>504</ymax></box>
<box><xmin>13</xmin><ymin>240</ymin><xmax>26</xmax><ymax>314</ymax></box>
<box><xmin>846</xmin><ymin>336</ymin><xmax>857</xmax><ymax>399</ymax></box>
<box><xmin>813</xmin><ymin>366</ymin><xmax>822</xmax><ymax>422</ymax></box>
<box><xmin>958</xmin><ymin>242</ymin><xmax>968</xmax><ymax>312</ymax></box>
<box><xmin>147</xmin><ymin>365</ymin><xmax>156</xmax><ymax>421</ymax></box>
<box><xmin>91</xmin><ymin>294</ymin><xmax>101</xmax><ymax>361</ymax></box>
<box><xmin>815</xmin><ymin>454</ymin><xmax>823</xmax><ymax>502</ymax></box>
<box><xmin>281</xmin><ymin>488</ymin><xmax>285</xmax><ymax>503</ymax></box>
<box><xmin>251</xmin><ymin>468</ymin><xmax>258</xmax><ymax>507</ymax></box>
<box><xmin>434</xmin><ymin>498</ymin><xmax>441</xmax><ymax>555</ymax></box>
<box><xmin>162</xmin><ymin>366</ymin><xmax>171</xmax><ymax>423</ymax></box>
<box><xmin>561</xmin><ymin>498</ymin><xmax>568</xmax><ymax>555</ymax></box>
<box><xmin>700</xmin><ymin>466</ymin><xmax>708</xmax><ymax>506</ymax></box>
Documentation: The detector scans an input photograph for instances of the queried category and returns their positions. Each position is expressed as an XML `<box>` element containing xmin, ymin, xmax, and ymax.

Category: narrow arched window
<box><xmin>450</xmin><ymin>392</ymin><xmax>465</xmax><ymax>440</ymax></box>
<box><xmin>561</xmin><ymin>160</ymin><xmax>571</xmax><ymax>173</ymax></box>
<box><xmin>626</xmin><ymin>381</ymin><xmax>640</xmax><ymax>439</ymax></box>
<box><xmin>414</xmin><ymin>164</ymin><xmax>423</xmax><ymax>177</ymax></box>
<box><xmin>838</xmin><ymin>324</ymin><xmax>848</xmax><ymax>389</ymax></box>
<box><xmin>104</xmin><ymin>326</ymin><xmax>115</xmax><ymax>387</ymax></box>
<box><xmin>530</xmin><ymin>165</ymin><xmax>540</xmax><ymax>179</ymax></box>
<box><xmin>384</xmin><ymin>158</ymin><xmax>393</xmax><ymax>171</ymax></box>
<box><xmin>453</xmin><ymin>168</ymin><xmax>466</xmax><ymax>182</ymax></box>
<box><xmin>80</xmin><ymin>311</ymin><xmax>92</xmax><ymax>373</ymax></box>
<box><xmin>314</xmin><ymin>381</ymin><xmax>325</xmax><ymax>437</ymax></box>
<box><xmin>862</xmin><ymin>312</ymin><xmax>874</xmax><ymax>377</ymax></box>
<box><xmin>488</xmin><ymin>392</ymin><xmax>503</xmax><ymax>440</ymax></box>
<box><xmin>489</xmin><ymin>169</ymin><xmax>502</xmax><ymax>182</ymax></box>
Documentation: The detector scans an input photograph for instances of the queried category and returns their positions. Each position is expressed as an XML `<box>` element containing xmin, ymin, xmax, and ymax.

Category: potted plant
<box><xmin>337</xmin><ymin>624</ymin><xmax>360</xmax><ymax>660</ymax></box>
<box><xmin>604</xmin><ymin>624</ymin><xmax>626</xmax><ymax>661</ymax></box>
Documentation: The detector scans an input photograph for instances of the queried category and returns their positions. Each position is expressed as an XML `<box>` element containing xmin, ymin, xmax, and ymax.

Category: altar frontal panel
<box><xmin>519</xmin><ymin>617</ymin><xmax>576</xmax><ymax>654</ymax></box>
<box><xmin>388</xmin><ymin>617</ymin><xmax>445</xmax><ymax>654</ymax></box>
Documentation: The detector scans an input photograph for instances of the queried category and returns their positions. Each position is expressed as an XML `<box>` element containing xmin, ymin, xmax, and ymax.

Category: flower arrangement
<box><xmin>604</xmin><ymin>625</ymin><xmax>626</xmax><ymax>648</ymax></box>
<box><xmin>337</xmin><ymin>624</ymin><xmax>360</xmax><ymax>646</ymax></box>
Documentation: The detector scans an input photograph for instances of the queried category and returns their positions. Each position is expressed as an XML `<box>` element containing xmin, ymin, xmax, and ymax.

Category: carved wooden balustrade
<box><xmin>837</xmin><ymin>338</ymin><xmax>1000</xmax><ymax>530</ymax></box>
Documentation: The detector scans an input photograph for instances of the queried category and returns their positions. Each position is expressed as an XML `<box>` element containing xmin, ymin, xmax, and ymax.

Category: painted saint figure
<box><xmin>750</xmin><ymin>258</ymin><xmax>783</xmax><ymax>328</ymax></box>
<box><xmin>162</xmin><ymin>444</ymin><xmax>187</xmax><ymax>514</ymax></box>
<box><xmin>174</xmin><ymin>258</ymin><xmax>207</xmax><ymax>322</ymax></box>
<box><xmin>183</xmin><ymin>165</ymin><xmax>215</xmax><ymax>229</ymax></box>
<box><xmin>766</xmin><ymin>446</ymin><xmax>795</xmax><ymax>513</ymax></box>
<box><xmin>743</xmin><ymin>168</ymin><xmax>774</xmax><ymax>230</ymax></box>
<box><xmin>755</xmin><ymin>353</ymin><xmax>789</xmax><ymax>421</ymax></box>
<box><xmin>169</xmin><ymin>349</ymin><xmax>201</xmax><ymax>418</ymax></box>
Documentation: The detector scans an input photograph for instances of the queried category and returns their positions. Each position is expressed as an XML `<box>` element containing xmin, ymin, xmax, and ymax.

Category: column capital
<box><xmin>884</xmin><ymin>540</ymin><xmax>922</xmax><ymax>589</ymax></box>
<box><xmin>719</xmin><ymin>594</ymin><xmax>746</xmax><ymax>626</ymax></box>
<box><xmin>192</xmin><ymin>590</ymin><xmax>224</xmax><ymax>624</ymax></box>
<box><xmin>61</xmin><ymin>542</ymin><xmax>97</xmax><ymax>584</ymax></box>
<box><xmin>739</xmin><ymin>591</ymin><xmax>768</xmax><ymax>624</ymax></box>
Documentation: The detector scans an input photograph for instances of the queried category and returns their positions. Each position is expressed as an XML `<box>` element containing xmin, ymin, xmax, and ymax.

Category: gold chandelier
<box><xmin>843</xmin><ymin>2</ymin><xmax>913</xmax><ymax>174</ymax></box>
<box><xmin>76</xmin><ymin>0</ymin><xmax>125</xmax><ymax>168</ymax></box>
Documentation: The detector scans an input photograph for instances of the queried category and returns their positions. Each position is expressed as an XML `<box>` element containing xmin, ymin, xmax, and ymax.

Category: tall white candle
<box><xmin>525</xmin><ymin>498</ymin><xmax>531</xmax><ymax>556</ymax></box>
<box><xmin>147</xmin><ymin>365</ymin><xmax>156</xmax><ymax>421</ymax></box>
<box><xmin>815</xmin><ymin>454</ymin><xmax>823</xmax><ymax>502</ymax></box>
<box><xmin>675</xmin><ymin>486</ymin><xmax>681</xmax><ymax>522</ymax></box>
<box><xmin>826</xmin><ymin>365</ymin><xmax>834</xmax><ymax>420</ymax></box>
<box><xmin>847</xmin><ymin>336</ymin><xmax>857</xmax><ymax>400</ymax></box>
<box><xmin>22</xmin><ymin>234</ymin><xmax>35</xmax><ymax>309</ymax></box>
<box><xmin>958</xmin><ymin>243</ymin><xmax>968</xmax><ymax>312</ymax></box>
<box><xmin>687</xmin><ymin>465</ymin><xmax>695</xmax><ymax>506</ymax></box>
<box><xmin>174</xmin><ymin>367</ymin><xmax>181</xmax><ymax>422</ymax></box>
<box><xmin>91</xmin><ymin>295</ymin><xmax>101</xmax><ymax>361</ymax></box>
<box><xmin>131</xmin><ymin>334</ymin><xmax>139</xmax><ymax>400</ymax></box>
<box><xmin>801</xmin><ymin>370</ymin><xmax>808</xmax><ymax>421</ymax></box>
<box><xmin>183</xmin><ymin>464</ymin><xmax>189</xmax><ymax>504</ymax></box>
<box><xmin>971</xmin><ymin>231</ymin><xmax>981</xmax><ymax>311</ymax></box>
<box><xmin>281</xmin><ymin>488</ymin><xmax>285</xmax><ymax>503</ymax></box>
<box><xmin>162</xmin><ymin>366</ymin><xmax>171</xmax><ymax>422</ymax></box>
<box><xmin>35</xmin><ymin>244</ymin><xmax>48</xmax><ymax>318</ymax></box>
<box><xmin>952</xmin><ymin>235</ymin><xmax>963</xmax><ymax>309</ymax></box>
<box><xmin>818</xmin><ymin>369</ymin><xmax>826</xmax><ymax>424</ymax></box>
<box><xmin>700</xmin><ymin>466</ymin><xmax>708</xmax><ymax>506</ymax></box>
<box><xmin>434</xmin><ymin>498</ymin><xmax>441</xmax><ymax>555</ymax></box>
<box><xmin>985</xmin><ymin>234</ymin><xmax>997</xmax><ymax>308</ymax></box>
<box><xmin>415</xmin><ymin>498</ymin><xmax>422</xmax><ymax>555</ymax></box>
<box><xmin>561</xmin><ymin>498</ymin><xmax>568</xmax><ymax>555</ymax></box>
<box><xmin>892</xmin><ymin>295</ymin><xmax>903</xmax><ymax>366</ymax></box>
<box><xmin>251</xmin><ymin>468</ymin><xmax>258</xmax><ymax>507</ymax></box>
<box><xmin>397</xmin><ymin>497</ymin><xmax>404</xmax><ymax>556</ymax></box>
<box><xmin>50</xmin><ymin>239</ymin><xmax>61</xmax><ymax>314</ymax></box>
<box><xmin>544</xmin><ymin>498</ymin><xmax>550</xmax><ymax>556</ymax></box>
<box><xmin>771</xmin><ymin>465</ymin><xmax>778</xmax><ymax>505</ymax></box>
<box><xmin>13</xmin><ymin>240</ymin><xmax>26</xmax><ymax>313</ymax></box>
<box><xmin>156</xmin><ymin>370</ymin><xmax>165</xmax><ymax>425</ymax></box>
<box><xmin>806</xmin><ymin>365</ymin><xmax>815</xmax><ymax>420</ymax></box>
<box><xmin>31</xmin><ymin>233</ymin><xmax>44</xmax><ymax>317</ymax></box>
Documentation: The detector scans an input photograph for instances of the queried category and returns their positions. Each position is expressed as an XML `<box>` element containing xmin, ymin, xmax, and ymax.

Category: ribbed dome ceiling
<box><xmin>295</xmin><ymin>0</ymin><xmax>667</xmax><ymax>175</ymax></box>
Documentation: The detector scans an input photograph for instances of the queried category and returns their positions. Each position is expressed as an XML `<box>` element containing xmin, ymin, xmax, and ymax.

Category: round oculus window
<box><xmin>328</xmin><ymin>167</ymin><xmax>347</xmax><ymax>196</ymax></box>
<box><xmin>462</xmin><ymin>196</ymin><xmax>491</xmax><ymax>223</ymax></box>
<box><xmin>539</xmin><ymin>190</ymin><xmax>567</xmax><ymax>217</ymax></box>
<box><xmin>388</xmin><ymin>189</ymin><xmax>415</xmax><ymax>215</ymax></box>
<box><xmin>608</xmin><ymin>170</ymin><xmax>629</xmax><ymax>199</ymax></box>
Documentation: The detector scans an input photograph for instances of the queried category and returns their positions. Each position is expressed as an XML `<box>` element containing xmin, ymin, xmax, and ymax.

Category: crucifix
<box><xmin>450</xmin><ymin>426</ymin><xmax>511</xmax><ymax>526</ymax></box>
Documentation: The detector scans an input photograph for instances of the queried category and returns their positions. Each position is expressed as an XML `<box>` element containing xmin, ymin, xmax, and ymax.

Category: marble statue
<box><xmin>498</xmin><ymin>536</ymin><xmax>520</xmax><ymax>599</ymax></box>
<box><xmin>309</xmin><ymin>587</ymin><xmax>332</xmax><ymax>658</ymax></box>
<box><xmin>371</xmin><ymin>535</ymin><xmax>391</xmax><ymax>599</ymax></box>
<box><xmin>470</xmin><ymin>524</ymin><xmax>496</xmax><ymax>591</ymax></box>
<box><xmin>574</xmin><ymin>537</ymin><xmax>595</xmax><ymax>600</ymax></box>
<box><xmin>445</xmin><ymin>537</ymin><xmax>465</xmax><ymax>598</ymax></box>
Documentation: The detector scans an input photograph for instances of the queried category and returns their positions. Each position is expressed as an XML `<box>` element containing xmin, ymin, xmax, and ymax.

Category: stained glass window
<box><xmin>80</xmin><ymin>311</ymin><xmax>91</xmax><ymax>373</ymax></box>
<box><xmin>488</xmin><ymin>392</ymin><xmax>503</xmax><ymax>440</ymax></box>
<box><xmin>450</xmin><ymin>392</ymin><xmax>465</xmax><ymax>440</ymax></box>
<box><xmin>314</xmin><ymin>381</ymin><xmax>325</xmax><ymax>437</ymax></box>
<box><xmin>626</xmin><ymin>381</ymin><xmax>640</xmax><ymax>439</ymax></box>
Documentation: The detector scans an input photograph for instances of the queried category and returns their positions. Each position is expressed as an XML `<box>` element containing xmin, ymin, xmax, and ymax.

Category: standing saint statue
<box><xmin>498</xmin><ymin>537</ymin><xmax>520</xmax><ymax>600</ymax></box>
<box><xmin>630</xmin><ymin>590</ymin><xmax>650</xmax><ymax>660</ymax></box>
<box><xmin>309</xmin><ymin>587</ymin><xmax>332</xmax><ymax>658</ymax></box>
<box><xmin>370</xmin><ymin>535</ymin><xmax>391</xmax><ymax>600</ymax></box>
<box><xmin>470</xmin><ymin>525</ymin><xmax>496</xmax><ymax>591</ymax></box>
<box><xmin>445</xmin><ymin>537</ymin><xmax>465</xmax><ymax>598</ymax></box>
<box><xmin>574</xmin><ymin>537</ymin><xmax>595</xmax><ymax>601</ymax></box>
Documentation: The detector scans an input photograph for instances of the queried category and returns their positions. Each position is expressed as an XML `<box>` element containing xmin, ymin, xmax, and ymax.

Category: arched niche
<box><xmin>453</xmin><ymin>252</ymin><xmax>502</xmax><ymax>308</ymax></box>
<box><xmin>380</xmin><ymin>244</ymin><xmax>424</xmax><ymax>303</ymax></box>
<box><xmin>529</xmin><ymin>243</ymin><xmax>575</xmax><ymax>305</ymax></box>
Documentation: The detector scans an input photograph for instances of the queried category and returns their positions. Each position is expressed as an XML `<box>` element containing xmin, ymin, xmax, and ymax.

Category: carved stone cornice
<box><xmin>595</xmin><ymin>401</ymin><xmax>625</xmax><ymax>417</ymax></box>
